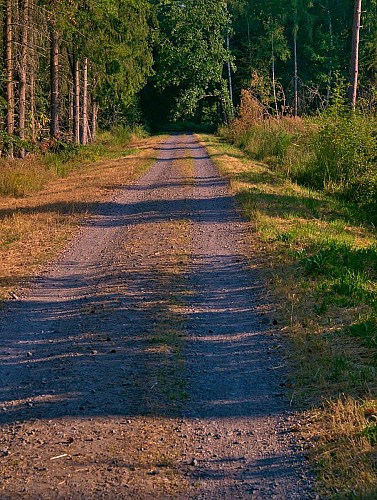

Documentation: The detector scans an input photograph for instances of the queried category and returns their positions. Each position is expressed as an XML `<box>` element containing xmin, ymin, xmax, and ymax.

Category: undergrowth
<box><xmin>0</xmin><ymin>125</ymin><xmax>147</xmax><ymax>198</ymax></box>
<box><xmin>199</xmin><ymin>132</ymin><xmax>377</xmax><ymax>498</ymax></box>
<box><xmin>220</xmin><ymin>93</ymin><xmax>377</xmax><ymax>222</ymax></box>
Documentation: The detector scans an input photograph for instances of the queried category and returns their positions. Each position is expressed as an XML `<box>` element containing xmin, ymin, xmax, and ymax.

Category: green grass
<box><xmin>0</xmin><ymin>160</ymin><xmax>50</xmax><ymax>197</ymax></box>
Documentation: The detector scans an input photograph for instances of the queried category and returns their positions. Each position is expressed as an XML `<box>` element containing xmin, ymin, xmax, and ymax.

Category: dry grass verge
<box><xmin>0</xmin><ymin>135</ymin><xmax>166</xmax><ymax>302</ymax></box>
<box><xmin>198</xmin><ymin>133</ymin><xmax>377</xmax><ymax>498</ymax></box>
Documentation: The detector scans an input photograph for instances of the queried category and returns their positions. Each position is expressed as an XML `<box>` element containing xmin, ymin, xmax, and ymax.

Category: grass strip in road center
<box><xmin>174</xmin><ymin>150</ymin><xmax>195</xmax><ymax>186</ymax></box>
<box><xmin>142</xmin><ymin>218</ymin><xmax>191</xmax><ymax>414</ymax></box>
<box><xmin>198</xmin><ymin>133</ymin><xmax>377</xmax><ymax>499</ymax></box>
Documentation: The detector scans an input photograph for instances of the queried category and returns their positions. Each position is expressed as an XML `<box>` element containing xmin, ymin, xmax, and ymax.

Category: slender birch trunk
<box><xmin>50</xmin><ymin>27</ymin><xmax>60</xmax><ymax>138</ymax></box>
<box><xmin>5</xmin><ymin>0</ymin><xmax>15</xmax><ymax>158</ymax></box>
<box><xmin>293</xmin><ymin>24</ymin><xmax>298</xmax><ymax>117</ymax></box>
<box><xmin>246</xmin><ymin>17</ymin><xmax>252</xmax><ymax>66</ymax></box>
<box><xmin>226</xmin><ymin>28</ymin><xmax>234</xmax><ymax>119</ymax></box>
<box><xmin>349</xmin><ymin>0</ymin><xmax>362</xmax><ymax>109</ymax></box>
<box><xmin>272</xmin><ymin>36</ymin><xmax>278</xmax><ymax>117</ymax></box>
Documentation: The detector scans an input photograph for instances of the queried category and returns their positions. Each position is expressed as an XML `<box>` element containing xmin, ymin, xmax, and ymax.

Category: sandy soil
<box><xmin>0</xmin><ymin>134</ymin><xmax>315</xmax><ymax>499</ymax></box>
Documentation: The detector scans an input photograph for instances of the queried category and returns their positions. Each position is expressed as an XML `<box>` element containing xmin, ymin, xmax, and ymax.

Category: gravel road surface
<box><xmin>0</xmin><ymin>134</ymin><xmax>315</xmax><ymax>499</ymax></box>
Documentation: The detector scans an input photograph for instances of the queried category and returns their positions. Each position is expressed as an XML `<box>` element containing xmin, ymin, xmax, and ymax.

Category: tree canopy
<box><xmin>153</xmin><ymin>0</ymin><xmax>231</xmax><ymax>120</ymax></box>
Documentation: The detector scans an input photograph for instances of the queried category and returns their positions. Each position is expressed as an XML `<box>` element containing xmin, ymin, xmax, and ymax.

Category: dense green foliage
<box><xmin>229</xmin><ymin>0</ymin><xmax>377</xmax><ymax>113</ymax></box>
<box><xmin>0</xmin><ymin>0</ymin><xmax>154</xmax><ymax>150</ymax></box>
<box><xmin>142</xmin><ymin>0</ymin><xmax>232</xmax><ymax>128</ymax></box>
<box><xmin>82</xmin><ymin>0</ymin><xmax>154</xmax><ymax>126</ymax></box>
<box><xmin>218</xmin><ymin>0</ymin><xmax>377</xmax><ymax>215</ymax></box>
<box><xmin>156</xmin><ymin>0</ymin><xmax>231</xmax><ymax>118</ymax></box>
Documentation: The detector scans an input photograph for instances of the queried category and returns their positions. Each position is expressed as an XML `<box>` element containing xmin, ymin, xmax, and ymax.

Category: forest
<box><xmin>0</xmin><ymin>1</ymin><xmax>377</xmax><ymax>498</ymax></box>
<box><xmin>0</xmin><ymin>0</ymin><xmax>375</xmax><ymax>136</ymax></box>
<box><xmin>0</xmin><ymin>0</ymin><xmax>376</xmax><ymax>208</ymax></box>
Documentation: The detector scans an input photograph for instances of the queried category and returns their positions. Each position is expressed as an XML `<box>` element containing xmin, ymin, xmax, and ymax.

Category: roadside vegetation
<box><xmin>0</xmin><ymin>125</ymin><xmax>148</xmax><ymax>198</ymax></box>
<box><xmin>220</xmin><ymin>90</ymin><xmax>377</xmax><ymax>219</ymax></box>
<box><xmin>200</xmin><ymin>96</ymin><xmax>377</xmax><ymax>497</ymax></box>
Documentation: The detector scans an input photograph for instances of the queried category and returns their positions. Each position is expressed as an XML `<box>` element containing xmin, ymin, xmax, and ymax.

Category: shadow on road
<box><xmin>0</xmin><ymin>134</ymin><xmax>281</xmax><ymax>426</ymax></box>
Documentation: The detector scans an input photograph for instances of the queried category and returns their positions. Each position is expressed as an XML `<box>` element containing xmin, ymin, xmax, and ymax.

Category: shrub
<box><xmin>222</xmin><ymin>89</ymin><xmax>377</xmax><ymax>214</ymax></box>
<box><xmin>295</xmin><ymin>112</ymin><xmax>377</xmax><ymax>206</ymax></box>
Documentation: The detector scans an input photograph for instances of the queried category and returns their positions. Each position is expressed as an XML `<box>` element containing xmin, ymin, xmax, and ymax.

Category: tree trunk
<box><xmin>28</xmin><ymin>0</ymin><xmax>36</xmax><ymax>142</ymax></box>
<box><xmin>69</xmin><ymin>82</ymin><xmax>74</xmax><ymax>135</ymax></box>
<box><xmin>349</xmin><ymin>0</ymin><xmax>362</xmax><ymax>109</ymax></box>
<box><xmin>326</xmin><ymin>3</ymin><xmax>334</xmax><ymax>104</ymax></box>
<box><xmin>80</xmin><ymin>57</ymin><xmax>88</xmax><ymax>145</ymax></box>
<box><xmin>5</xmin><ymin>0</ymin><xmax>15</xmax><ymax>158</ymax></box>
<box><xmin>246</xmin><ymin>17</ymin><xmax>252</xmax><ymax>66</ymax></box>
<box><xmin>226</xmin><ymin>28</ymin><xmax>234</xmax><ymax>119</ymax></box>
<box><xmin>91</xmin><ymin>101</ymin><xmax>99</xmax><ymax>143</ymax></box>
<box><xmin>50</xmin><ymin>27</ymin><xmax>60</xmax><ymax>138</ymax></box>
<box><xmin>73</xmin><ymin>57</ymin><xmax>80</xmax><ymax>143</ymax></box>
<box><xmin>293</xmin><ymin>24</ymin><xmax>299</xmax><ymax>117</ymax></box>
<box><xmin>30</xmin><ymin>70</ymin><xmax>36</xmax><ymax>141</ymax></box>
<box><xmin>19</xmin><ymin>0</ymin><xmax>29</xmax><ymax>157</ymax></box>
<box><xmin>271</xmin><ymin>36</ymin><xmax>278</xmax><ymax>117</ymax></box>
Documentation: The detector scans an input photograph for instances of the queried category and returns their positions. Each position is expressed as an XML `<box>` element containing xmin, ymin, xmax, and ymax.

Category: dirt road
<box><xmin>0</xmin><ymin>134</ymin><xmax>314</xmax><ymax>498</ymax></box>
